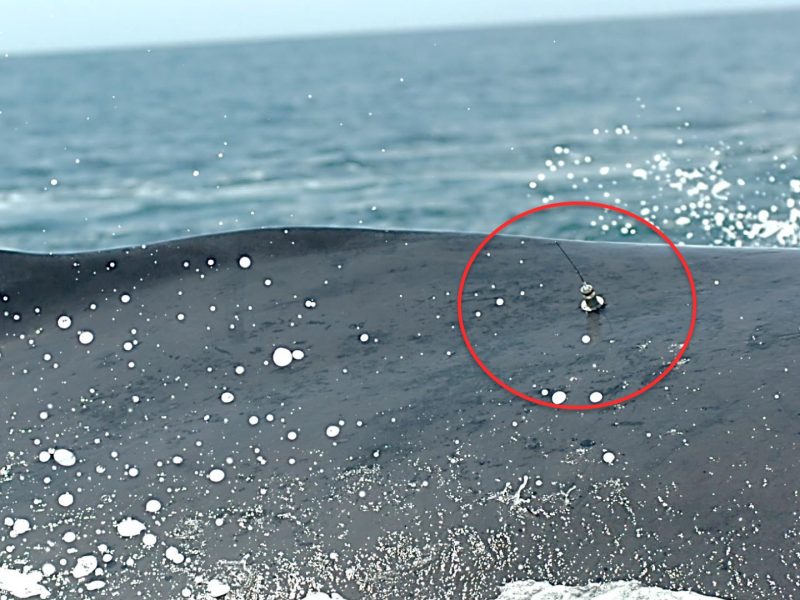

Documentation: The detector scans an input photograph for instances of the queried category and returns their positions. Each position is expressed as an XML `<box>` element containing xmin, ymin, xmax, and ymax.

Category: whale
<box><xmin>0</xmin><ymin>227</ymin><xmax>798</xmax><ymax>599</ymax></box>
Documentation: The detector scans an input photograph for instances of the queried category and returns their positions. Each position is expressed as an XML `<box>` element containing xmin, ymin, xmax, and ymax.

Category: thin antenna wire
<box><xmin>554</xmin><ymin>241</ymin><xmax>585</xmax><ymax>283</ymax></box>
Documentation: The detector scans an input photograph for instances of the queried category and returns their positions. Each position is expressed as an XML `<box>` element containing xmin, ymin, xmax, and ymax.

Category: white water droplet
<box><xmin>0</xmin><ymin>566</ymin><xmax>50</xmax><ymax>598</ymax></box>
<box><xmin>120</xmin><ymin>293</ymin><xmax>131</xmax><ymax>304</ymax></box>
<box><xmin>495</xmin><ymin>298</ymin><xmax>504</xmax><ymax>306</ymax></box>
<box><xmin>590</xmin><ymin>391</ymin><xmax>604</xmax><ymax>403</ymax></box>
<box><xmin>220</xmin><ymin>391</ymin><xmax>235</xmax><ymax>404</ymax></box>
<box><xmin>145</xmin><ymin>499</ymin><xmax>162</xmax><ymax>513</ymax></box>
<box><xmin>165</xmin><ymin>546</ymin><xmax>184</xmax><ymax>564</ymax></box>
<box><xmin>9</xmin><ymin>518</ymin><xmax>30</xmax><ymax>538</ymax></box>
<box><xmin>359</xmin><ymin>333</ymin><xmax>369</xmax><ymax>343</ymax></box>
<box><xmin>552</xmin><ymin>391</ymin><xmax>567</xmax><ymax>405</ymax></box>
<box><xmin>207</xmin><ymin>579</ymin><xmax>231</xmax><ymax>598</ymax></box>
<box><xmin>272</xmin><ymin>347</ymin><xmax>293</xmax><ymax>368</ymax></box>
<box><xmin>58</xmin><ymin>492</ymin><xmax>74</xmax><ymax>507</ymax></box>
<box><xmin>581</xmin><ymin>335</ymin><xmax>591</xmax><ymax>344</ymax></box>
<box><xmin>116</xmin><ymin>517</ymin><xmax>145</xmax><ymax>538</ymax></box>
<box><xmin>207</xmin><ymin>468</ymin><xmax>225</xmax><ymax>483</ymax></box>
<box><xmin>77</xmin><ymin>330</ymin><xmax>94</xmax><ymax>345</ymax></box>
<box><xmin>287</xmin><ymin>430</ymin><xmax>298</xmax><ymax>442</ymax></box>
<box><xmin>602</xmin><ymin>451</ymin><xmax>616</xmax><ymax>464</ymax></box>
<box><xmin>57</xmin><ymin>315</ymin><xmax>72</xmax><ymax>330</ymax></box>
<box><xmin>325</xmin><ymin>425</ymin><xmax>341</xmax><ymax>439</ymax></box>
<box><xmin>53</xmin><ymin>448</ymin><xmax>76</xmax><ymax>467</ymax></box>
<box><xmin>291</xmin><ymin>349</ymin><xmax>305</xmax><ymax>360</ymax></box>
<box><xmin>72</xmin><ymin>555</ymin><xmax>97</xmax><ymax>579</ymax></box>
<box><xmin>238</xmin><ymin>255</ymin><xmax>252</xmax><ymax>269</ymax></box>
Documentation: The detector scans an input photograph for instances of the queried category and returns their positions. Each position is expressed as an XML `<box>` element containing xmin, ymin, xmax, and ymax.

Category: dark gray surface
<box><xmin>0</xmin><ymin>228</ymin><xmax>797</xmax><ymax>599</ymax></box>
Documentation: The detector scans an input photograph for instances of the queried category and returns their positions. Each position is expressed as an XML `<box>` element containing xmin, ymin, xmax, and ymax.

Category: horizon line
<box><xmin>3</xmin><ymin>3</ymin><xmax>799</xmax><ymax>59</ymax></box>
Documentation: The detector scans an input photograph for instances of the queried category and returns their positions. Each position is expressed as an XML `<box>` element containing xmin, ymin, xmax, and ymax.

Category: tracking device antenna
<box><xmin>554</xmin><ymin>241</ymin><xmax>606</xmax><ymax>313</ymax></box>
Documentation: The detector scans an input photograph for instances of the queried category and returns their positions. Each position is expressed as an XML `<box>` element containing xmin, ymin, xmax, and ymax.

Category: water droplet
<box><xmin>165</xmin><ymin>546</ymin><xmax>185</xmax><ymax>564</ymax></box>
<box><xmin>145</xmin><ymin>499</ymin><xmax>162</xmax><ymax>513</ymax></box>
<box><xmin>325</xmin><ymin>425</ymin><xmax>341</xmax><ymax>439</ymax></box>
<box><xmin>77</xmin><ymin>330</ymin><xmax>94</xmax><ymax>345</ymax></box>
<box><xmin>552</xmin><ymin>391</ymin><xmax>567</xmax><ymax>405</ymax></box>
<box><xmin>72</xmin><ymin>555</ymin><xmax>97</xmax><ymax>579</ymax></box>
<box><xmin>58</xmin><ymin>492</ymin><xmax>74</xmax><ymax>507</ymax></box>
<box><xmin>220</xmin><ymin>391</ymin><xmax>235</xmax><ymax>404</ymax></box>
<box><xmin>272</xmin><ymin>347</ymin><xmax>293</xmax><ymax>367</ymax></box>
<box><xmin>53</xmin><ymin>448</ymin><xmax>77</xmax><ymax>467</ymax></box>
<box><xmin>495</xmin><ymin>298</ymin><xmax>505</xmax><ymax>306</ymax></box>
<box><xmin>287</xmin><ymin>431</ymin><xmax>298</xmax><ymax>442</ymax></box>
<box><xmin>116</xmin><ymin>517</ymin><xmax>146</xmax><ymax>538</ymax></box>
<box><xmin>359</xmin><ymin>333</ymin><xmax>369</xmax><ymax>343</ymax></box>
<box><xmin>9</xmin><ymin>518</ymin><xmax>30</xmax><ymax>538</ymax></box>
<box><xmin>57</xmin><ymin>315</ymin><xmax>72</xmax><ymax>330</ymax></box>
<box><xmin>581</xmin><ymin>335</ymin><xmax>591</xmax><ymax>344</ymax></box>
<box><xmin>208</xmin><ymin>580</ymin><xmax>231</xmax><ymax>598</ymax></box>
<box><xmin>602</xmin><ymin>451</ymin><xmax>616</xmax><ymax>464</ymax></box>
<box><xmin>238</xmin><ymin>255</ymin><xmax>252</xmax><ymax>269</ymax></box>
<box><xmin>590</xmin><ymin>391</ymin><xmax>604</xmax><ymax>403</ymax></box>
<box><xmin>207</xmin><ymin>468</ymin><xmax>226</xmax><ymax>483</ymax></box>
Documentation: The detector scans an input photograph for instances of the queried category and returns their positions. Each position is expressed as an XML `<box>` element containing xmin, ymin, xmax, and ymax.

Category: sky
<box><xmin>2</xmin><ymin>0</ymin><xmax>800</xmax><ymax>55</ymax></box>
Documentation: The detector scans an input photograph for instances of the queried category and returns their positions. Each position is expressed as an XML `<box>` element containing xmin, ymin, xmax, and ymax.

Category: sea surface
<box><xmin>1</xmin><ymin>9</ymin><xmax>800</xmax><ymax>253</ymax></box>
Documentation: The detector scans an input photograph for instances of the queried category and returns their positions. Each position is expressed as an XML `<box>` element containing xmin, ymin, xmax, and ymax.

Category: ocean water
<box><xmin>2</xmin><ymin>9</ymin><xmax>800</xmax><ymax>253</ymax></box>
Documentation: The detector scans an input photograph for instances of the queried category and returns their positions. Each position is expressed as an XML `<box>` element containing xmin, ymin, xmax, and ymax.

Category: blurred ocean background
<box><xmin>1</xmin><ymin>8</ymin><xmax>799</xmax><ymax>252</ymax></box>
